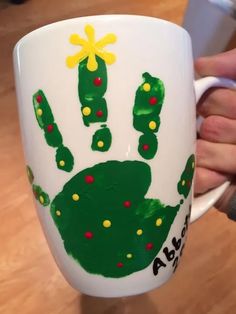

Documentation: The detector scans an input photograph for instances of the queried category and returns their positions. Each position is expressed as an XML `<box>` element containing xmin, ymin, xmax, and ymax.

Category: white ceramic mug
<box><xmin>13</xmin><ymin>15</ymin><xmax>236</xmax><ymax>297</ymax></box>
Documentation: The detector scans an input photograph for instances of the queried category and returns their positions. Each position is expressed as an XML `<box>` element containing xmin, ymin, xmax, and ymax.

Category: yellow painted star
<box><xmin>66</xmin><ymin>24</ymin><xmax>117</xmax><ymax>72</ymax></box>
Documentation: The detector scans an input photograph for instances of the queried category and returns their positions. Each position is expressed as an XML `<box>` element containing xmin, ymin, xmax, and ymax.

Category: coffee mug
<box><xmin>13</xmin><ymin>15</ymin><xmax>235</xmax><ymax>297</ymax></box>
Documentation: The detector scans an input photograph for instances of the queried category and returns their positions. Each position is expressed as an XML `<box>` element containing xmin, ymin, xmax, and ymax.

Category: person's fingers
<box><xmin>194</xmin><ymin>167</ymin><xmax>229</xmax><ymax>195</ymax></box>
<box><xmin>197</xmin><ymin>88</ymin><xmax>236</xmax><ymax>119</ymax></box>
<box><xmin>195</xmin><ymin>49</ymin><xmax>236</xmax><ymax>79</ymax></box>
<box><xmin>199</xmin><ymin>115</ymin><xmax>236</xmax><ymax>144</ymax></box>
<box><xmin>195</xmin><ymin>49</ymin><xmax>236</xmax><ymax>218</ymax></box>
<box><xmin>196</xmin><ymin>139</ymin><xmax>236</xmax><ymax>174</ymax></box>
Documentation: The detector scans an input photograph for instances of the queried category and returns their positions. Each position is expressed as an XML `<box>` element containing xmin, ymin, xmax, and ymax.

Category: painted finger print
<box><xmin>177</xmin><ymin>154</ymin><xmax>195</xmax><ymax>199</ymax></box>
<box><xmin>26</xmin><ymin>165</ymin><xmax>50</xmax><ymax>206</ymax></box>
<box><xmin>133</xmin><ymin>72</ymin><xmax>165</xmax><ymax>159</ymax></box>
<box><xmin>66</xmin><ymin>24</ymin><xmax>116</xmax><ymax>152</ymax></box>
<box><xmin>32</xmin><ymin>90</ymin><xmax>74</xmax><ymax>172</ymax></box>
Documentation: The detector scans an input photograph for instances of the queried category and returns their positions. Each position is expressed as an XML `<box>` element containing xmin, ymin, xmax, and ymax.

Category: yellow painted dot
<box><xmin>156</xmin><ymin>218</ymin><xmax>163</xmax><ymax>226</ymax></box>
<box><xmin>97</xmin><ymin>141</ymin><xmax>104</xmax><ymax>148</ymax></box>
<box><xmin>39</xmin><ymin>195</ymin><xmax>44</xmax><ymax>204</ymax></box>
<box><xmin>59</xmin><ymin>160</ymin><xmax>65</xmax><ymax>167</ymax></box>
<box><xmin>103</xmin><ymin>220</ymin><xmax>111</xmax><ymax>228</ymax></box>
<box><xmin>182</xmin><ymin>180</ymin><xmax>185</xmax><ymax>186</ymax></box>
<box><xmin>72</xmin><ymin>193</ymin><xmax>80</xmax><ymax>201</ymax></box>
<box><xmin>136</xmin><ymin>229</ymin><xmax>143</xmax><ymax>236</ymax></box>
<box><xmin>37</xmin><ymin>108</ymin><xmax>43</xmax><ymax>116</ymax></box>
<box><xmin>82</xmin><ymin>107</ymin><xmax>91</xmax><ymax>116</ymax></box>
<box><xmin>126</xmin><ymin>253</ymin><xmax>133</xmax><ymax>259</ymax></box>
<box><xmin>56</xmin><ymin>210</ymin><xmax>61</xmax><ymax>216</ymax></box>
<box><xmin>192</xmin><ymin>162</ymin><xmax>195</xmax><ymax>169</ymax></box>
<box><xmin>149</xmin><ymin>121</ymin><xmax>156</xmax><ymax>130</ymax></box>
<box><xmin>143</xmin><ymin>83</ymin><xmax>151</xmax><ymax>92</ymax></box>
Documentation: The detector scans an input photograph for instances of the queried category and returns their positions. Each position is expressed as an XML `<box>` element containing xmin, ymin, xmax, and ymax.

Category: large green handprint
<box><xmin>29</xmin><ymin>24</ymin><xmax>195</xmax><ymax>278</ymax></box>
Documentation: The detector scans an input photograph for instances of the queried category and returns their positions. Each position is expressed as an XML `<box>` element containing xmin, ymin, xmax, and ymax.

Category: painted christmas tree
<box><xmin>66</xmin><ymin>24</ymin><xmax>116</xmax><ymax>152</ymax></box>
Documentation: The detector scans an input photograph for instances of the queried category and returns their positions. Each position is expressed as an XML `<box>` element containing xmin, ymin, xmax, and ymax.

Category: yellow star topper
<box><xmin>66</xmin><ymin>24</ymin><xmax>117</xmax><ymax>72</ymax></box>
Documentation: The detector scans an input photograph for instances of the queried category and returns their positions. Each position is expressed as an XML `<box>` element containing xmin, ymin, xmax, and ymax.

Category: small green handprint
<box><xmin>29</xmin><ymin>24</ymin><xmax>195</xmax><ymax>278</ymax></box>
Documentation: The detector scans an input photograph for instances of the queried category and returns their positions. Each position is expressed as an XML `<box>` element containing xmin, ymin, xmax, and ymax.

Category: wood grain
<box><xmin>0</xmin><ymin>1</ymin><xmax>236</xmax><ymax>313</ymax></box>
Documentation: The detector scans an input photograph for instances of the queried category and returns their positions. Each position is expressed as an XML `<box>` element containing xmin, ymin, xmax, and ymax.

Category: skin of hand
<box><xmin>194</xmin><ymin>49</ymin><xmax>236</xmax><ymax>214</ymax></box>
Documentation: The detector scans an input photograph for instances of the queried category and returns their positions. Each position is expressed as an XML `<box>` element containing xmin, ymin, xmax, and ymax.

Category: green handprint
<box><xmin>29</xmin><ymin>24</ymin><xmax>195</xmax><ymax>278</ymax></box>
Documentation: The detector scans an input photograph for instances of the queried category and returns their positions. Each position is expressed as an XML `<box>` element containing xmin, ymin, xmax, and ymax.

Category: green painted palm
<box><xmin>50</xmin><ymin>160</ymin><xmax>185</xmax><ymax>278</ymax></box>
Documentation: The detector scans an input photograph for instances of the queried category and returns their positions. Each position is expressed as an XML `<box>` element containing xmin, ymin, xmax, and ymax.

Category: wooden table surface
<box><xmin>1</xmin><ymin>0</ymin><xmax>236</xmax><ymax>313</ymax></box>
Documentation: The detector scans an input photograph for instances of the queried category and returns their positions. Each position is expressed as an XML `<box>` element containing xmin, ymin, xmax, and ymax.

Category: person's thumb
<box><xmin>195</xmin><ymin>48</ymin><xmax>236</xmax><ymax>79</ymax></box>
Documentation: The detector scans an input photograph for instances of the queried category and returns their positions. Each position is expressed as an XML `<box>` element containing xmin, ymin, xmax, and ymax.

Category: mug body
<box><xmin>14</xmin><ymin>15</ymin><xmax>196</xmax><ymax>297</ymax></box>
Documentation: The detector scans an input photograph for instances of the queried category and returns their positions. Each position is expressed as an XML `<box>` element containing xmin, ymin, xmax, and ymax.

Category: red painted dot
<box><xmin>187</xmin><ymin>180</ymin><xmax>191</xmax><ymax>188</ymax></box>
<box><xmin>85</xmin><ymin>231</ymin><xmax>93</xmax><ymax>239</ymax></box>
<box><xmin>142</xmin><ymin>144</ymin><xmax>149</xmax><ymax>151</ymax></box>
<box><xmin>93</xmin><ymin>77</ymin><xmax>102</xmax><ymax>86</ymax></box>
<box><xmin>149</xmin><ymin>97</ymin><xmax>157</xmax><ymax>105</ymax></box>
<box><xmin>117</xmin><ymin>262</ymin><xmax>123</xmax><ymax>268</ymax></box>
<box><xmin>123</xmin><ymin>200</ymin><xmax>131</xmax><ymax>208</ymax></box>
<box><xmin>96</xmin><ymin>110</ymin><xmax>103</xmax><ymax>117</ymax></box>
<box><xmin>47</xmin><ymin>124</ymin><xmax>54</xmax><ymax>132</ymax></box>
<box><xmin>85</xmin><ymin>175</ymin><xmax>95</xmax><ymax>184</ymax></box>
<box><xmin>36</xmin><ymin>95</ymin><xmax>42</xmax><ymax>103</ymax></box>
<box><xmin>146</xmin><ymin>243</ymin><xmax>153</xmax><ymax>250</ymax></box>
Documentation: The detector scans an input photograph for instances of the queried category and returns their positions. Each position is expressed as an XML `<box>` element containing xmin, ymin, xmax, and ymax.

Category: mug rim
<box><xmin>13</xmin><ymin>14</ymin><xmax>191</xmax><ymax>53</ymax></box>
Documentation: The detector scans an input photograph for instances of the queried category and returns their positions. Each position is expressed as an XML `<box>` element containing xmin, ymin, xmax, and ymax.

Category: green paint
<box><xmin>91</xmin><ymin>126</ymin><xmax>112</xmax><ymax>152</ymax></box>
<box><xmin>133</xmin><ymin>72</ymin><xmax>165</xmax><ymax>159</ymax></box>
<box><xmin>26</xmin><ymin>166</ymin><xmax>50</xmax><ymax>207</ymax></box>
<box><xmin>134</xmin><ymin>114</ymin><xmax>160</xmax><ymax>133</ymax></box>
<box><xmin>81</xmin><ymin>98</ymin><xmax>108</xmax><ymax>127</ymax></box>
<box><xmin>177</xmin><ymin>154</ymin><xmax>195</xmax><ymax>198</ymax></box>
<box><xmin>26</xmin><ymin>165</ymin><xmax>34</xmax><ymax>184</ymax></box>
<box><xmin>44</xmin><ymin>123</ymin><xmax>63</xmax><ymax>147</ymax></box>
<box><xmin>133</xmin><ymin>72</ymin><xmax>165</xmax><ymax>117</ymax></box>
<box><xmin>32</xmin><ymin>184</ymin><xmax>50</xmax><ymax>206</ymax></box>
<box><xmin>135</xmin><ymin>199</ymin><xmax>165</xmax><ymax>218</ymax></box>
<box><xmin>32</xmin><ymin>90</ymin><xmax>74</xmax><ymax>172</ymax></box>
<box><xmin>56</xmin><ymin>146</ymin><xmax>74</xmax><ymax>172</ymax></box>
<box><xmin>33</xmin><ymin>90</ymin><xmax>54</xmax><ymax>128</ymax></box>
<box><xmin>78</xmin><ymin>56</ymin><xmax>107</xmax><ymax>102</ymax></box>
<box><xmin>77</xmin><ymin>55</ymin><xmax>111</xmax><ymax>151</ymax></box>
<box><xmin>138</xmin><ymin>133</ymin><xmax>158</xmax><ymax>160</ymax></box>
<box><xmin>50</xmin><ymin>160</ymin><xmax>180</xmax><ymax>278</ymax></box>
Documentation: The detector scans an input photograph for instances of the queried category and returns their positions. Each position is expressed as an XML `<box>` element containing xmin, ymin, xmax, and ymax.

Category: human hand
<box><xmin>194</xmin><ymin>49</ymin><xmax>236</xmax><ymax>214</ymax></box>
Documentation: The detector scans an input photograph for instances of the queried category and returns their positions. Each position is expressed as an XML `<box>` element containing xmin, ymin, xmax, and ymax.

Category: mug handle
<box><xmin>191</xmin><ymin>76</ymin><xmax>236</xmax><ymax>222</ymax></box>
